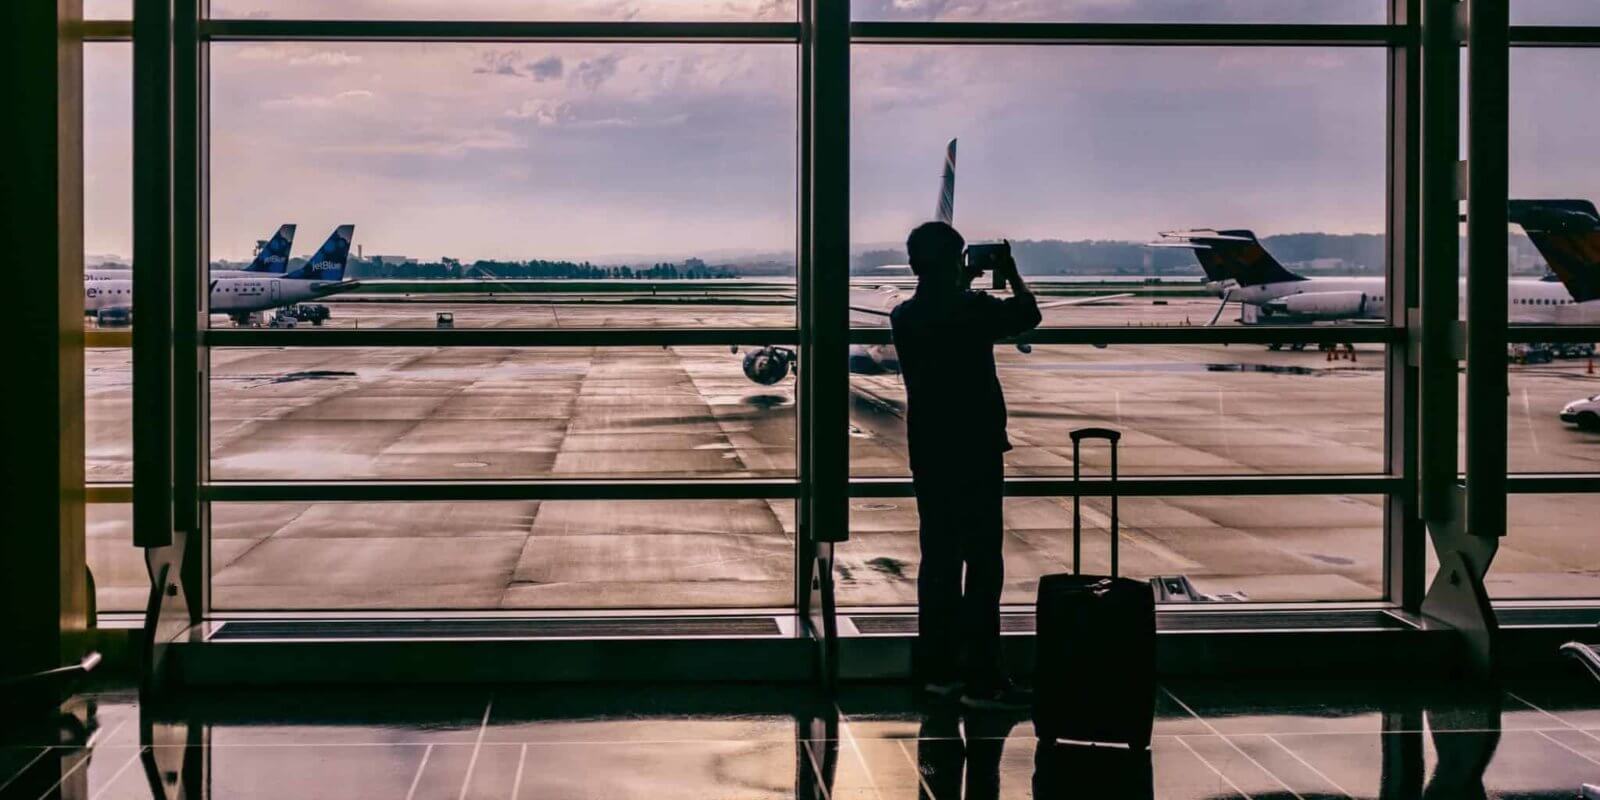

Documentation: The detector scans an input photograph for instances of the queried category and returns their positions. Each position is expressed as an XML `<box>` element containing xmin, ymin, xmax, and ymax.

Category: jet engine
<box><xmin>742</xmin><ymin>346</ymin><xmax>796</xmax><ymax>385</ymax></box>
<box><xmin>1272</xmin><ymin>291</ymin><xmax>1369</xmax><ymax>319</ymax></box>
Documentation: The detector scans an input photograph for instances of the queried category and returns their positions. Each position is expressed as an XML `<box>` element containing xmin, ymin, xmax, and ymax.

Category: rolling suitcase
<box><xmin>1032</xmin><ymin>427</ymin><xmax>1156</xmax><ymax>750</ymax></box>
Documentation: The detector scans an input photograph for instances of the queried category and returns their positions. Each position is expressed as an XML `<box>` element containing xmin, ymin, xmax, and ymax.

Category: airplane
<box><xmin>85</xmin><ymin>225</ymin><xmax>358</xmax><ymax>326</ymax></box>
<box><xmin>738</xmin><ymin>139</ymin><xmax>1131</xmax><ymax>385</ymax></box>
<box><xmin>1153</xmin><ymin>199</ymin><xmax>1600</xmax><ymax>327</ymax></box>
<box><xmin>85</xmin><ymin>224</ymin><xmax>297</xmax><ymax>283</ymax></box>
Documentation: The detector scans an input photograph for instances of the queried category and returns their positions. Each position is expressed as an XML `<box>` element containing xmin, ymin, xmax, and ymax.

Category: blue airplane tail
<box><xmin>285</xmin><ymin>225</ymin><xmax>355</xmax><ymax>281</ymax></box>
<box><xmin>242</xmin><ymin>224</ymin><xmax>296</xmax><ymax>273</ymax></box>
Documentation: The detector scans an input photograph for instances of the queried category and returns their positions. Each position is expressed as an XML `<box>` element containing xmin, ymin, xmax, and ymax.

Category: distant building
<box><xmin>368</xmin><ymin>255</ymin><xmax>418</xmax><ymax>268</ymax></box>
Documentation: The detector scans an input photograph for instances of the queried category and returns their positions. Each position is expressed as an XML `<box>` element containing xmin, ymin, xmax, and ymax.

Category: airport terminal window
<box><xmin>850</xmin><ymin>0</ymin><xmax>1387</xmax><ymax>24</ymax></box>
<box><xmin>87</xmin><ymin>504</ymin><xmax>145</xmax><ymax>614</ymax></box>
<box><xmin>86</xmin><ymin>348</ymin><xmax>133</xmax><ymax>483</ymax></box>
<box><xmin>206</xmin><ymin>0</ymin><xmax>797</xmax><ymax>21</ymax></box>
<box><xmin>1513</xmin><ymin>1</ymin><xmax>1600</xmax><ymax>25</ymax></box>
<box><xmin>84</xmin><ymin>0</ymin><xmax>130</xmax><ymax>20</ymax></box>
<box><xmin>840</xmin><ymin>494</ymin><xmax>1385</xmax><ymax>606</ymax></box>
<box><xmin>1489</xmin><ymin>494</ymin><xmax>1600</xmax><ymax>600</ymax></box>
<box><xmin>205</xmin><ymin>42</ymin><xmax>797</xmax><ymax>332</ymax></box>
<box><xmin>1505</xmin><ymin>49</ymin><xmax>1600</xmax><ymax>328</ymax></box>
<box><xmin>850</xmin><ymin>345</ymin><xmax>1387</xmax><ymax>478</ymax></box>
<box><xmin>208</xmin><ymin>500</ymin><xmax>795</xmax><ymax>610</ymax></box>
<box><xmin>208</xmin><ymin>346</ymin><xmax>795</xmax><ymax>481</ymax></box>
<box><xmin>85</xmin><ymin>42</ymin><xmax>135</xmax><ymax>616</ymax></box>
<box><xmin>850</xmin><ymin>46</ymin><xmax>1388</xmax><ymax>326</ymax></box>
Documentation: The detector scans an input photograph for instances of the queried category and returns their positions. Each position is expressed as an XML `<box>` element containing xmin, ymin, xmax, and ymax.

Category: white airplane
<box><xmin>86</xmin><ymin>224</ymin><xmax>298</xmax><ymax>284</ymax></box>
<box><xmin>1152</xmin><ymin>199</ymin><xmax>1600</xmax><ymax>327</ymax></box>
<box><xmin>738</xmin><ymin>139</ymin><xmax>1131</xmax><ymax>385</ymax></box>
<box><xmin>85</xmin><ymin>225</ymin><xmax>359</xmax><ymax>325</ymax></box>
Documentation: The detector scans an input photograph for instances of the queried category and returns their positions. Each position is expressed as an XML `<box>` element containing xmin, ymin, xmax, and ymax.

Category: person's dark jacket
<box><xmin>890</xmin><ymin>287</ymin><xmax>1042</xmax><ymax>475</ymax></box>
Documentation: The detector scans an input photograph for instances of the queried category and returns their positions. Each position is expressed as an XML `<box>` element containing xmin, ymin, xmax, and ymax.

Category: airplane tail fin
<box><xmin>1152</xmin><ymin>229</ymin><xmax>1302</xmax><ymax>286</ymax></box>
<box><xmin>936</xmin><ymin>138</ymin><xmax>956</xmax><ymax>225</ymax></box>
<box><xmin>243</xmin><ymin>224</ymin><xmax>296</xmax><ymax>273</ymax></box>
<box><xmin>1509</xmin><ymin>199</ymin><xmax>1600</xmax><ymax>303</ymax></box>
<box><xmin>285</xmin><ymin>225</ymin><xmax>355</xmax><ymax>282</ymax></box>
<box><xmin>1202</xmin><ymin>230</ymin><xmax>1303</xmax><ymax>287</ymax></box>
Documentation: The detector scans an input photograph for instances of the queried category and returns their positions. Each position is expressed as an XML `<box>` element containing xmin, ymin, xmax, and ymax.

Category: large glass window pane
<box><xmin>1507</xmin><ymin>49</ymin><xmax>1600</xmax><ymax>327</ymax></box>
<box><xmin>210</xmin><ymin>500</ymin><xmax>795</xmax><ymax>610</ymax></box>
<box><xmin>84</xmin><ymin>0</ymin><xmax>131</xmax><ymax>20</ymax></box>
<box><xmin>1489</xmin><ymin>494</ymin><xmax>1600</xmax><ymax>599</ymax></box>
<box><xmin>87</xmin><ymin>348</ymin><xmax>133</xmax><ymax>482</ymax></box>
<box><xmin>87</xmin><ymin>504</ymin><xmax>144</xmax><ymax>613</ymax></box>
<box><xmin>841</xmin><ymin>494</ymin><xmax>1384</xmax><ymax>605</ymax></box>
<box><xmin>850</xmin><ymin>344</ymin><xmax>1386</xmax><ymax>477</ymax></box>
<box><xmin>852</xmin><ymin>0</ymin><xmax>1385</xmax><ymax>24</ymax></box>
<box><xmin>1514</xmin><ymin>2</ymin><xmax>1600</xmax><ymax>25</ymax></box>
<box><xmin>852</xmin><ymin>47</ymin><xmax>1387</xmax><ymax>315</ymax></box>
<box><xmin>209</xmin><ymin>347</ymin><xmax>796</xmax><ymax>480</ymax></box>
<box><xmin>207</xmin><ymin>42</ymin><xmax>796</xmax><ymax>329</ymax></box>
<box><xmin>1509</xmin><ymin>361</ymin><xmax>1600</xmax><ymax>473</ymax></box>
<box><xmin>209</xmin><ymin>0</ymin><xmax>795</xmax><ymax>21</ymax></box>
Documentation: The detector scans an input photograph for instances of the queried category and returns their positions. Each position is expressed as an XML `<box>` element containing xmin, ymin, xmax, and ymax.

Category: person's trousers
<box><xmin>911</xmin><ymin>451</ymin><xmax>1005</xmax><ymax>687</ymax></box>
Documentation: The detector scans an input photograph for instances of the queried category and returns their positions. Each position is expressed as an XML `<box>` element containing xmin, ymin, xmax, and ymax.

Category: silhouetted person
<box><xmin>891</xmin><ymin>221</ymin><xmax>1041</xmax><ymax>708</ymax></box>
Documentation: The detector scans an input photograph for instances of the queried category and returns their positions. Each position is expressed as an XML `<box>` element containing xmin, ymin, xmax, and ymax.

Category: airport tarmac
<box><xmin>84</xmin><ymin>296</ymin><xmax>1600</xmax><ymax>612</ymax></box>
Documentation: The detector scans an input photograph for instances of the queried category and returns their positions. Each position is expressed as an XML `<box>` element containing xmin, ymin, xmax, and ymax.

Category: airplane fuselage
<box><xmin>1226</xmin><ymin>275</ymin><xmax>1599</xmax><ymax>324</ymax></box>
<box><xmin>84</xmin><ymin>275</ymin><xmax>356</xmax><ymax>316</ymax></box>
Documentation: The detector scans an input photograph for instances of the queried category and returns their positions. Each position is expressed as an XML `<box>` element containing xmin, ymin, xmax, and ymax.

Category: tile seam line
<box><xmin>1162</xmin><ymin>687</ymin><xmax>1303</xmax><ymax>798</ymax></box>
<box><xmin>457</xmin><ymin>692</ymin><xmax>495</xmax><ymax>800</ymax></box>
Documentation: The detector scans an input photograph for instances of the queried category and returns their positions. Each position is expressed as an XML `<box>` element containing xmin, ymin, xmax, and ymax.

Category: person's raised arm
<box><xmin>980</xmin><ymin>241</ymin><xmax>1041</xmax><ymax>341</ymax></box>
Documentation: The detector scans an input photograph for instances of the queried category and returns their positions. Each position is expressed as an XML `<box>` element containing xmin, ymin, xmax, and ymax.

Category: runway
<box><xmin>83</xmin><ymin>295</ymin><xmax>1600</xmax><ymax>612</ymax></box>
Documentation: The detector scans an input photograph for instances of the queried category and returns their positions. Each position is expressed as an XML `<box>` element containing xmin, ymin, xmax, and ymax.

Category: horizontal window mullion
<box><xmin>849</xmin><ymin>325</ymin><xmax>1400</xmax><ymax>346</ymax></box>
<box><xmin>1511</xmin><ymin>26</ymin><xmax>1600</xmax><ymax>47</ymax></box>
<box><xmin>1506</xmin><ymin>325</ymin><xmax>1600</xmax><ymax>344</ymax></box>
<box><xmin>78</xmin><ymin>20</ymin><xmax>133</xmax><ymax>41</ymax></box>
<box><xmin>851</xmin><ymin>475</ymin><xmax>1401</xmax><ymax>497</ymax></box>
<box><xmin>850</xmin><ymin>21</ymin><xmax>1408</xmax><ymax>47</ymax></box>
<box><xmin>87</xmin><ymin>484</ymin><xmax>133</xmax><ymax>503</ymax></box>
<box><xmin>202</xmin><ymin>479</ymin><xmax>800</xmax><ymax>502</ymax></box>
<box><xmin>1508</xmin><ymin>474</ymin><xmax>1600</xmax><ymax>494</ymax></box>
<box><xmin>201</xmin><ymin>327</ymin><xmax>799</xmax><ymax>348</ymax></box>
<box><xmin>86</xmin><ymin>330</ymin><xmax>133</xmax><ymax>348</ymax></box>
<box><xmin>198</xmin><ymin>19</ymin><xmax>801</xmax><ymax>42</ymax></box>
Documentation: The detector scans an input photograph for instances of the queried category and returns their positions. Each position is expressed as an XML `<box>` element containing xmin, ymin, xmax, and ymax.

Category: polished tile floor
<box><xmin>6</xmin><ymin>678</ymin><xmax>1600</xmax><ymax>798</ymax></box>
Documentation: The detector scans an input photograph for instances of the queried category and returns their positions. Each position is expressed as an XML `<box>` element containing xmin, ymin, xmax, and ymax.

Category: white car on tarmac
<box><xmin>1561</xmin><ymin>394</ymin><xmax>1600</xmax><ymax>431</ymax></box>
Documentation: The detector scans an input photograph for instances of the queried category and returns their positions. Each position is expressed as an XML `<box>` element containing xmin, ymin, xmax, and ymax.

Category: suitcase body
<box><xmin>1032</xmin><ymin>428</ymin><xmax>1157</xmax><ymax>750</ymax></box>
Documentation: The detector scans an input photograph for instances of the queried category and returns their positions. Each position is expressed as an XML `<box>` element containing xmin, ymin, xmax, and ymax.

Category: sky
<box><xmin>81</xmin><ymin>2</ymin><xmax>1600</xmax><ymax>264</ymax></box>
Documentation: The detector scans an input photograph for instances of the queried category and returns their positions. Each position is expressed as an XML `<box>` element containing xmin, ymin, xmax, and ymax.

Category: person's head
<box><xmin>907</xmin><ymin>221</ymin><xmax>965</xmax><ymax>289</ymax></box>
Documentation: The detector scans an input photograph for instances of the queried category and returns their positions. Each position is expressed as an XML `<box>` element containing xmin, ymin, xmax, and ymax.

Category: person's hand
<box><xmin>997</xmin><ymin>240</ymin><xmax>1020</xmax><ymax>285</ymax></box>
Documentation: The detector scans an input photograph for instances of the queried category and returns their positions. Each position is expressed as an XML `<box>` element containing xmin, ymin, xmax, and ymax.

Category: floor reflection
<box><xmin>9</xmin><ymin>679</ymin><xmax>1600</xmax><ymax>799</ymax></box>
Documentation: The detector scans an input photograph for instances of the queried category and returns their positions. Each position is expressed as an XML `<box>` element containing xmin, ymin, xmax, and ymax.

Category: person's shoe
<box><xmin>920</xmin><ymin>679</ymin><xmax>965</xmax><ymax>699</ymax></box>
<box><xmin>959</xmin><ymin>682</ymin><xmax>1033</xmax><ymax>712</ymax></box>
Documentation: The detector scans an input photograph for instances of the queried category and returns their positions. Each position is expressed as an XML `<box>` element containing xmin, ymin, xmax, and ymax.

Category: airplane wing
<box><xmin>848</xmin><ymin>304</ymin><xmax>894</xmax><ymax>318</ymax></box>
<box><xmin>1037</xmin><ymin>292</ymin><xmax>1134</xmax><ymax>310</ymax></box>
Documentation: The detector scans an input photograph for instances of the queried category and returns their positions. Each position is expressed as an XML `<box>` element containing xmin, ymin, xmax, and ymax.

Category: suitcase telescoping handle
<box><xmin>1069</xmin><ymin>427</ymin><xmax>1121</xmax><ymax>577</ymax></box>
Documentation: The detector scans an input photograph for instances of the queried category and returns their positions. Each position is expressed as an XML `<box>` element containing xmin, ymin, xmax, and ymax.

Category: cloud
<box><xmin>572</xmin><ymin>54</ymin><xmax>621</xmax><ymax>91</ymax></box>
<box><xmin>528</xmin><ymin>55</ymin><xmax>564</xmax><ymax>82</ymax></box>
<box><xmin>235</xmin><ymin>46</ymin><xmax>363</xmax><ymax>67</ymax></box>
<box><xmin>504</xmin><ymin>98</ymin><xmax>687</xmax><ymax>129</ymax></box>
<box><xmin>289</xmin><ymin>51</ymin><xmax>363</xmax><ymax>67</ymax></box>
<box><xmin>319</xmin><ymin>126</ymin><xmax>526</xmax><ymax>157</ymax></box>
<box><xmin>474</xmin><ymin>50</ymin><xmax>524</xmax><ymax>76</ymax></box>
<box><xmin>261</xmin><ymin>89</ymin><xmax>374</xmax><ymax>110</ymax></box>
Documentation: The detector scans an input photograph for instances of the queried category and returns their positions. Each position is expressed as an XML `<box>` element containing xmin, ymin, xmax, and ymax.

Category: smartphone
<box><xmin>966</xmin><ymin>241</ymin><xmax>1011</xmax><ymax>290</ymax></box>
